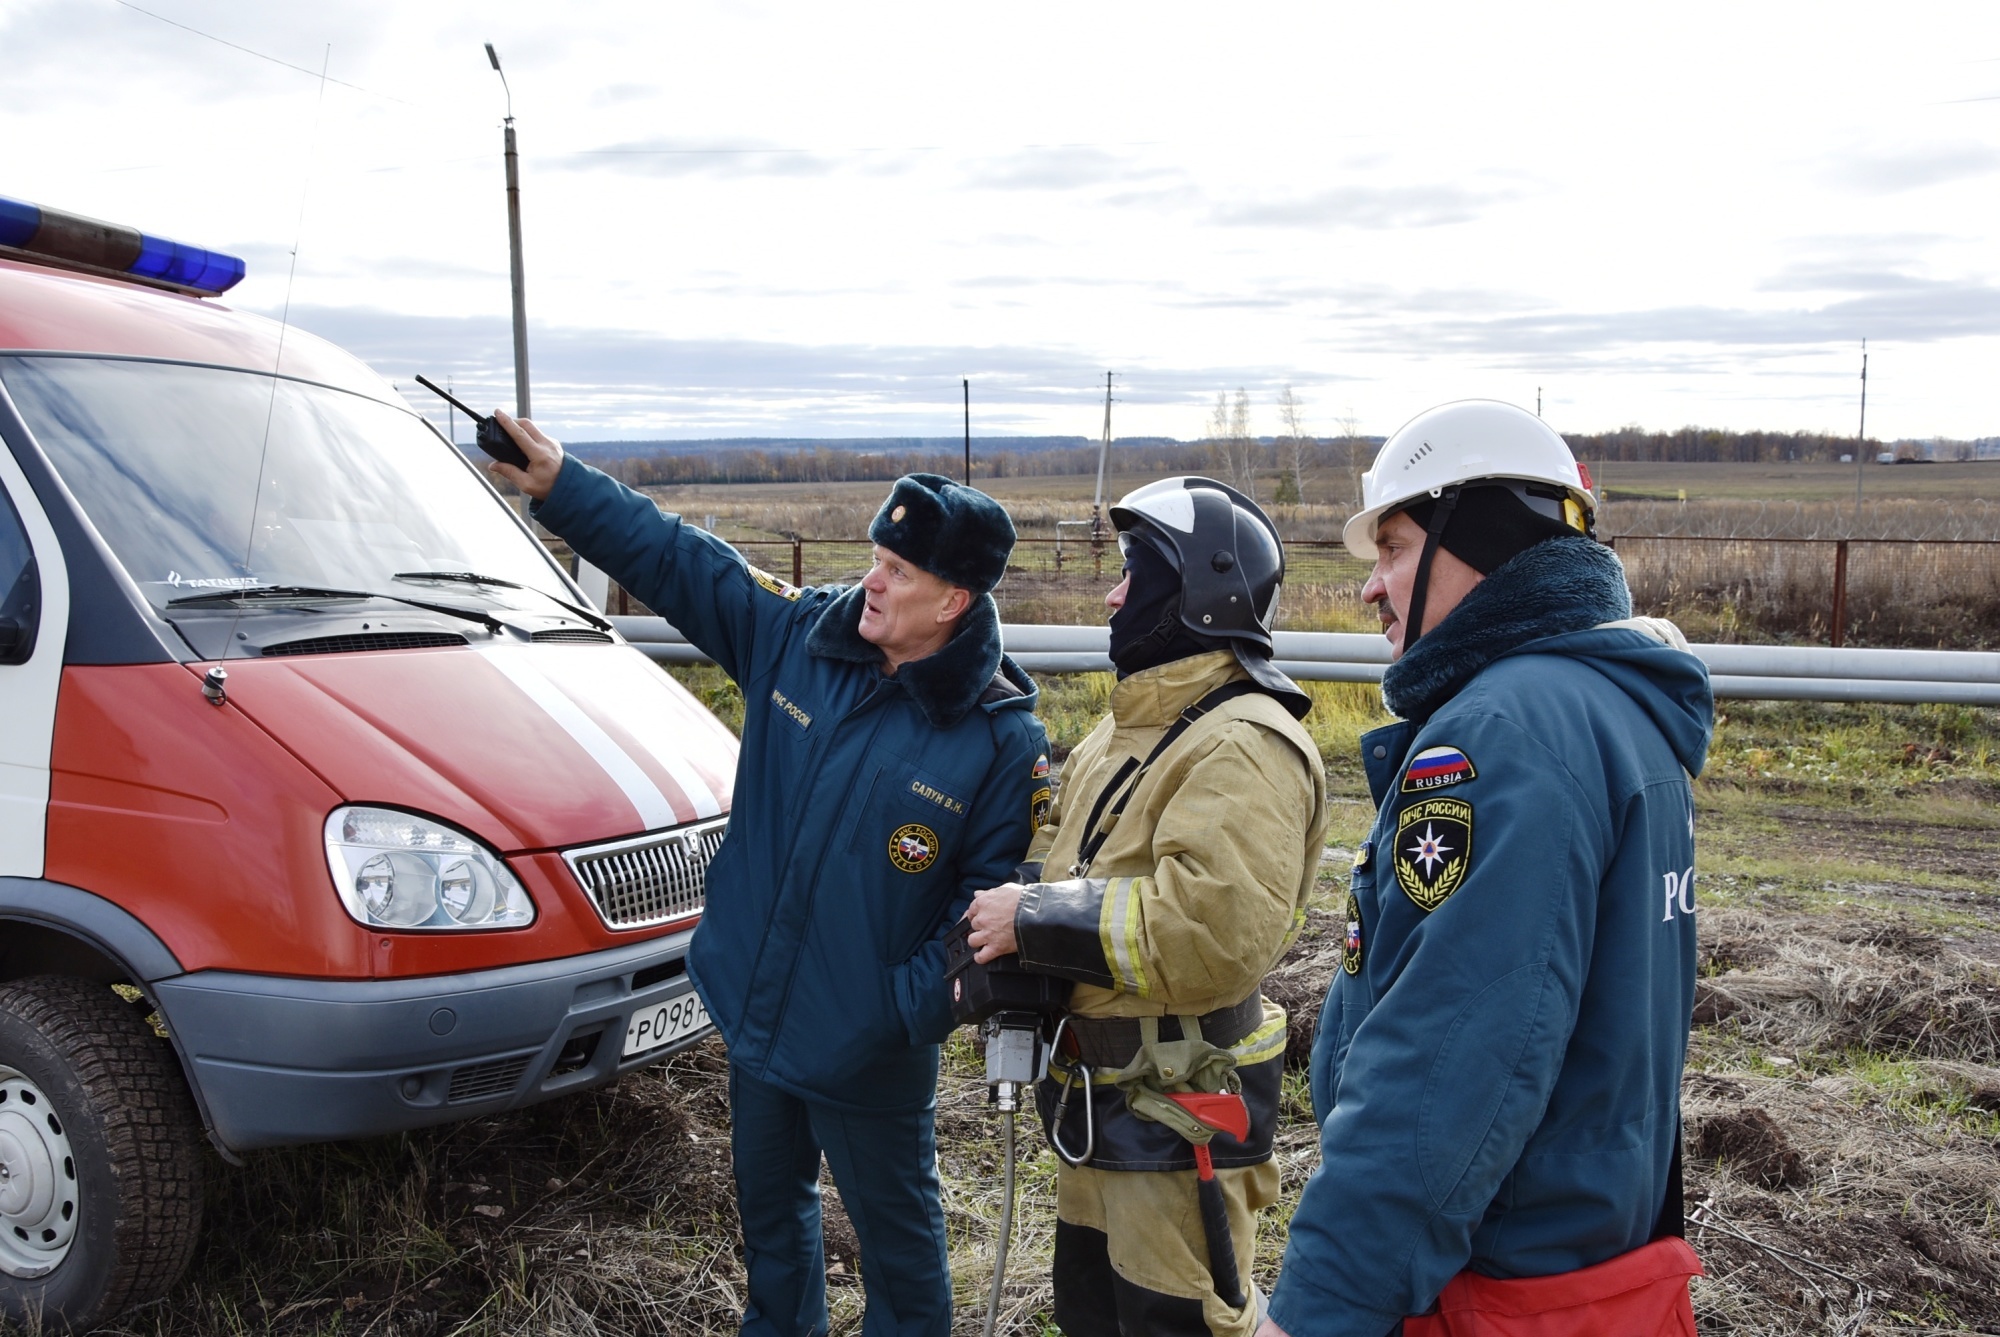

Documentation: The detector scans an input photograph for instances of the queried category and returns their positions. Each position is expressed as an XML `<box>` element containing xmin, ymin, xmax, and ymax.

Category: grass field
<box><xmin>555</xmin><ymin>463</ymin><xmax>2000</xmax><ymax>648</ymax></box>
<box><xmin>28</xmin><ymin>465</ymin><xmax>1993</xmax><ymax>1337</ymax></box>
<box><xmin>41</xmin><ymin>682</ymin><xmax>1998</xmax><ymax>1337</ymax></box>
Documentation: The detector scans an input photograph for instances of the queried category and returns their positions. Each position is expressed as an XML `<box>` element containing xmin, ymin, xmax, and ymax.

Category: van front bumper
<box><xmin>151</xmin><ymin>929</ymin><xmax>710</xmax><ymax>1153</ymax></box>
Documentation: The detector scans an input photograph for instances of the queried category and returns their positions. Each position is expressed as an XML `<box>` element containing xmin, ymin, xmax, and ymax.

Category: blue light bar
<box><xmin>0</xmin><ymin>194</ymin><xmax>245</xmax><ymax>296</ymax></box>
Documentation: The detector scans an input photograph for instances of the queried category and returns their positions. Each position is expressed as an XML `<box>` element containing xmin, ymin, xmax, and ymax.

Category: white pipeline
<box><xmin>611</xmin><ymin>618</ymin><xmax>2000</xmax><ymax>707</ymax></box>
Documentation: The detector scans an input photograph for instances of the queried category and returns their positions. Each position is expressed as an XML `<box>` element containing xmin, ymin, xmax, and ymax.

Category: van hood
<box><xmin>216</xmin><ymin>643</ymin><xmax>736</xmax><ymax>852</ymax></box>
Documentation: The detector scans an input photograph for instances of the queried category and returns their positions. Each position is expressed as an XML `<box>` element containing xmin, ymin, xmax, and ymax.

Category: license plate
<box><xmin>622</xmin><ymin>991</ymin><xmax>710</xmax><ymax>1058</ymax></box>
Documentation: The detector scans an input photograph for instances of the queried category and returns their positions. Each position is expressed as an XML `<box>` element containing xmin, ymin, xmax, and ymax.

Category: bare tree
<box><xmin>1274</xmin><ymin>385</ymin><xmax>1312</xmax><ymax>505</ymax></box>
<box><xmin>1206</xmin><ymin>391</ymin><xmax>1235</xmax><ymax>487</ymax></box>
<box><xmin>1205</xmin><ymin>388</ymin><xmax>1257</xmax><ymax>496</ymax></box>
<box><xmin>1335</xmin><ymin>407</ymin><xmax>1366</xmax><ymax>508</ymax></box>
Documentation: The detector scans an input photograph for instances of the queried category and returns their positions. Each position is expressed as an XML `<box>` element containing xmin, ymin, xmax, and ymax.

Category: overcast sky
<box><xmin>5</xmin><ymin>1</ymin><xmax>1998</xmax><ymax>442</ymax></box>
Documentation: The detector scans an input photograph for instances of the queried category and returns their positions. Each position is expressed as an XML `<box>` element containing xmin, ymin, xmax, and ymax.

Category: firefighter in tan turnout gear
<box><xmin>966</xmin><ymin>477</ymin><xmax>1329</xmax><ymax>1337</ymax></box>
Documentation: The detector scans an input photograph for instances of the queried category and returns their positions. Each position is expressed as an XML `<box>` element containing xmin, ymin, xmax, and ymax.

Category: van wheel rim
<box><xmin>0</xmin><ymin>1065</ymin><xmax>78</xmax><ymax>1278</ymax></box>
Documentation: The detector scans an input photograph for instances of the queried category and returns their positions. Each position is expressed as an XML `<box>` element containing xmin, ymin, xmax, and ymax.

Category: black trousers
<box><xmin>1053</xmin><ymin>1219</ymin><xmax>1215</xmax><ymax>1337</ymax></box>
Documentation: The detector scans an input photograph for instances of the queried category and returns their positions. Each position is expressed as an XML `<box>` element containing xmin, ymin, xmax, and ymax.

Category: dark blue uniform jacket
<box><xmin>535</xmin><ymin>459</ymin><xmax>1047</xmax><ymax>1112</ymax></box>
<box><xmin>1269</xmin><ymin>538</ymin><xmax>1714</xmax><ymax>1337</ymax></box>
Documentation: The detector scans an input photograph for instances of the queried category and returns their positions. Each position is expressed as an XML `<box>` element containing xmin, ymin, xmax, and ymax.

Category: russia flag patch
<box><xmin>1401</xmin><ymin>745</ymin><xmax>1476</xmax><ymax>793</ymax></box>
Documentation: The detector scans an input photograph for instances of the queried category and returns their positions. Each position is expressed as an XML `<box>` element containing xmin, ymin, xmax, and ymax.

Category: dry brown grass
<box><xmin>19</xmin><ymin>701</ymin><xmax>2000</xmax><ymax>1337</ymax></box>
<box><xmin>612</xmin><ymin>482</ymin><xmax>2000</xmax><ymax>648</ymax></box>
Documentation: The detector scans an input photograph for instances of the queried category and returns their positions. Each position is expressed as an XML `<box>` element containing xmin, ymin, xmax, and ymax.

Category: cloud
<box><xmin>1337</xmin><ymin>277</ymin><xmax>2000</xmax><ymax>365</ymax></box>
<box><xmin>1210</xmin><ymin>182</ymin><xmax>1515</xmax><ymax>230</ymax></box>
<box><xmin>964</xmin><ymin>146</ymin><xmax>1176</xmax><ymax>192</ymax></box>
<box><xmin>589</xmin><ymin>83</ymin><xmax>656</xmax><ymax>108</ymax></box>
<box><xmin>1825</xmin><ymin>144</ymin><xmax>2000</xmax><ymax>194</ymax></box>
<box><xmin>269</xmin><ymin>304</ymin><xmax>1317</xmax><ymax>437</ymax></box>
<box><xmin>557</xmin><ymin>138</ymin><xmax>848</xmax><ymax>179</ymax></box>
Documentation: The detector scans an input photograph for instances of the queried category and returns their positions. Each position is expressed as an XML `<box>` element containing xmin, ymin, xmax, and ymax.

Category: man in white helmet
<box><xmin>1259</xmin><ymin>402</ymin><xmax>1713</xmax><ymax>1337</ymax></box>
<box><xmin>965</xmin><ymin>477</ymin><xmax>1329</xmax><ymax>1337</ymax></box>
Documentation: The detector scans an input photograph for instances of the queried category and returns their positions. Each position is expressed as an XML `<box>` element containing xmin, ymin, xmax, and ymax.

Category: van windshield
<box><xmin>0</xmin><ymin>356</ymin><xmax>571</xmax><ymax>612</ymax></box>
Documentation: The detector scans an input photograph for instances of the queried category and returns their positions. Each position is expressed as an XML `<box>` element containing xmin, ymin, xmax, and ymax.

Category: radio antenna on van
<box><xmin>231</xmin><ymin>44</ymin><xmax>332</xmax><ymax>656</ymax></box>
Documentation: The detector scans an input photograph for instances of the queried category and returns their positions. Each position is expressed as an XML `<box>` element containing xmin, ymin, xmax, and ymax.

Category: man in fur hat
<box><xmin>492</xmin><ymin>414</ymin><xmax>1047</xmax><ymax>1337</ymax></box>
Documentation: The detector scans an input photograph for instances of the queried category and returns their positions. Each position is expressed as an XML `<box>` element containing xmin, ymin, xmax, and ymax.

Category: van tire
<box><xmin>0</xmin><ymin>976</ymin><xmax>205</xmax><ymax>1332</ymax></box>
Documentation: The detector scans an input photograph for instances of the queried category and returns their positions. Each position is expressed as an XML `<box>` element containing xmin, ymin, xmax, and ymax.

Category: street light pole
<box><xmin>486</xmin><ymin>43</ymin><xmax>531</xmax><ymax>420</ymax></box>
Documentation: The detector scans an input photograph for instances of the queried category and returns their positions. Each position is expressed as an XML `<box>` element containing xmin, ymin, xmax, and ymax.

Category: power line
<box><xmin>111</xmin><ymin>0</ymin><xmax>412</xmax><ymax>105</ymax></box>
<box><xmin>570</xmin><ymin>138</ymin><xmax>1163</xmax><ymax>157</ymax></box>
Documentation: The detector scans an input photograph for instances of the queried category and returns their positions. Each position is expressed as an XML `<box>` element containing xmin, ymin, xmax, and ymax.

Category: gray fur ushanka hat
<box><xmin>868</xmin><ymin>473</ymin><xmax>1016</xmax><ymax>595</ymax></box>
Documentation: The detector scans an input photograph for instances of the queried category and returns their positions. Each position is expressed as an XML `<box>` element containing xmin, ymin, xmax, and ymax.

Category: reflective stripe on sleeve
<box><xmin>1098</xmin><ymin>876</ymin><xmax>1152</xmax><ymax>997</ymax></box>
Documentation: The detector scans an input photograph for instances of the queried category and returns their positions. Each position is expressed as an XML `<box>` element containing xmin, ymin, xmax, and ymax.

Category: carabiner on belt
<box><xmin>1046</xmin><ymin>1016</ymin><xmax>1095</xmax><ymax>1167</ymax></box>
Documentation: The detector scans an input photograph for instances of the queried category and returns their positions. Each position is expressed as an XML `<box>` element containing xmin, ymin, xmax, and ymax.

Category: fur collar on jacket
<box><xmin>804</xmin><ymin>584</ymin><xmax>1023</xmax><ymax>729</ymax></box>
<box><xmin>1382</xmin><ymin>536</ymin><xmax>1631</xmax><ymax>723</ymax></box>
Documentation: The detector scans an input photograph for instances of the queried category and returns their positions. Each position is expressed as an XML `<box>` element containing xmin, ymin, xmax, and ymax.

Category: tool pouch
<box><xmin>1038</xmin><ymin>1003</ymin><xmax>1280</xmax><ymax>1172</ymax></box>
<box><xmin>1113</xmin><ymin>1015</ymin><xmax>1240</xmax><ymax>1144</ymax></box>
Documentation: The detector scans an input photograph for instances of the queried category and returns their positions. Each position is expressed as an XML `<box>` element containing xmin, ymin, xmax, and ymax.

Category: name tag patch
<box><xmin>771</xmin><ymin>688</ymin><xmax>812</xmax><ymax>731</ymax></box>
<box><xmin>909</xmin><ymin>778</ymin><xmax>967</xmax><ymax>816</ymax></box>
<box><xmin>889</xmin><ymin>822</ymin><xmax>940</xmax><ymax>873</ymax></box>
<box><xmin>1402</xmin><ymin>745</ymin><xmax>1476</xmax><ymax>793</ymax></box>
<box><xmin>1394</xmin><ymin>797</ymin><xmax>1473</xmax><ymax>912</ymax></box>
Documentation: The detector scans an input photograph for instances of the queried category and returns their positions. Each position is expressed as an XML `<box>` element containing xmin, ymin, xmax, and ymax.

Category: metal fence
<box><xmin>1608</xmin><ymin>535</ymin><xmax>2000</xmax><ymax>650</ymax></box>
<box><xmin>585</xmin><ymin>532</ymin><xmax>2000</xmax><ymax>652</ymax></box>
<box><xmin>599</xmin><ymin>536</ymin><xmax>1373</xmax><ymax>631</ymax></box>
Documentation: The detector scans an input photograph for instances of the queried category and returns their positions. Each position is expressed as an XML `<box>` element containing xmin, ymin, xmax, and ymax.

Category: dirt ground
<box><xmin>35</xmin><ymin>749</ymin><xmax>2000</xmax><ymax>1337</ymax></box>
<box><xmin>1266</xmin><ymin>798</ymin><xmax>2000</xmax><ymax>1337</ymax></box>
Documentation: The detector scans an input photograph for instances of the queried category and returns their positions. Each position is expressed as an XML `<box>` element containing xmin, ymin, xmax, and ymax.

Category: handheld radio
<box><xmin>414</xmin><ymin>375</ymin><xmax>531</xmax><ymax>470</ymax></box>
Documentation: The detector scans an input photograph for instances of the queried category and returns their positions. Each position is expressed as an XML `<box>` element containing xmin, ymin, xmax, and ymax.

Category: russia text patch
<box><xmin>1394</xmin><ymin>797</ymin><xmax>1473</xmax><ymax>912</ymax></box>
<box><xmin>1401</xmin><ymin>745</ymin><xmax>1476</xmax><ymax>793</ymax></box>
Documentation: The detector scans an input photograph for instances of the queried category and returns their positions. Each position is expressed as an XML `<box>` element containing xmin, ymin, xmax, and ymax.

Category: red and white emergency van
<box><xmin>0</xmin><ymin>197</ymin><xmax>737</xmax><ymax>1329</ymax></box>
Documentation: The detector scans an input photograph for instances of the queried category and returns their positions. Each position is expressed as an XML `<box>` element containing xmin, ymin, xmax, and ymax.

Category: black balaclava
<box><xmin>1108</xmin><ymin>536</ymin><xmax>1219</xmax><ymax>677</ymax></box>
<box><xmin>1394</xmin><ymin>484</ymin><xmax>1577</xmax><ymax>646</ymax></box>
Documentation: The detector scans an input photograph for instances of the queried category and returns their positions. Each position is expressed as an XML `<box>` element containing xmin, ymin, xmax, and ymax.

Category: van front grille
<box><xmin>263</xmin><ymin>632</ymin><xmax>467</xmax><ymax>657</ymax></box>
<box><xmin>562</xmin><ymin>818</ymin><xmax>727</xmax><ymax>931</ymax></box>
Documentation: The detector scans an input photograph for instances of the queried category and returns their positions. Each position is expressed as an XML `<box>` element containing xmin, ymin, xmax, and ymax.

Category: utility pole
<box><xmin>963</xmin><ymin>378</ymin><xmax>971</xmax><ymax>485</ymax></box>
<box><xmin>487</xmin><ymin>43</ymin><xmax>531</xmax><ymax>420</ymax></box>
<box><xmin>1855</xmin><ymin>339</ymin><xmax>1868</xmax><ymax>515</ymax></box>
<box><xmin>1091</xmin><ymin>372</ymin><xmax>1114</xmax><ymax>542</ymax></box>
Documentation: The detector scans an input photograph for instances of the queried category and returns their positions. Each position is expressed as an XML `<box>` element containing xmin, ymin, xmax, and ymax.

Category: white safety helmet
<box><xmin>1343</xmin><ymin>400</ymin><xmax>1595</xmax><ymax>561</ymax></box>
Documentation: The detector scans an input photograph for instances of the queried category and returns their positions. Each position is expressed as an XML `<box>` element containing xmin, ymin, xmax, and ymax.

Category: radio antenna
<box><xmin>228</xmin><ymin>43</ymin><xmax>331</xmax><ymax>658</ymax></box>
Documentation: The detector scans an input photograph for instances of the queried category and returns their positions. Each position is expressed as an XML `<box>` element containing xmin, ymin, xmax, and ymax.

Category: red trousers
<box><xmin>1403</xmin><ymin>1238</ymin><xmax>1702</xmax><ymax>1337</ymax></box>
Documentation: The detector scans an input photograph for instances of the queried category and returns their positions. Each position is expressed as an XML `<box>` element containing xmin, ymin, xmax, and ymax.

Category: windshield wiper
<box><xmin>167</xmin><ymin>583</ymin><xmax>503</xmax><ymax>632</ymax></box>
<box><xmin>168</xmin><ymin>584</ymin><xmax>370</xmax><ymax>607</ymax></box>
<box><xmin>393</xmin><ymin>570</ymin><xmax>614</xmax><ymax>632</ymax></box>
<box><xmin>394</xmin><ymin>569</ymin><xmax>523</xmax><ymax>590</ymax></box>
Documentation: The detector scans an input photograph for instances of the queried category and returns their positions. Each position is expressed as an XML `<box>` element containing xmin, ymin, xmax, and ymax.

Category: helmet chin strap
<box><xmin>1399</xmin><ymin>485</ymin><xmax>1461</xmax><ymax>651</ymax></box>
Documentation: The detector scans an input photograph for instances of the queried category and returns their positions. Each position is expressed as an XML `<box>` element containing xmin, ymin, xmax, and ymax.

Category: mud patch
<box><xmin>1691</xmin><ymin>1107</ymin><xmax>1810</xmax><ymax>1188</ymax></box>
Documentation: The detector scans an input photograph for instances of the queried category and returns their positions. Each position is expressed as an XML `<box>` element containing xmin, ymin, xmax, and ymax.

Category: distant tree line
<box><xmin>545</xmin><ymin>425</ymin><xmax>1992</xmax><ymax>492</ymax></box>
<box><xmin>1562</xmin><ymin>426</ymin><xmax>1877</xmax><ymax>464</ymax></box>
<box><xmin>563</xmin><ymin>438</ymin><xmax>1338</xmax><ymax>487</ymax></box>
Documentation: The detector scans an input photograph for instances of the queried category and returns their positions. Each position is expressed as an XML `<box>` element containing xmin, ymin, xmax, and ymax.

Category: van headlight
<box><xmin>324</xmin><ymin>807</ymin><xmax>535</xmax><ymax>931</ymax></box>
